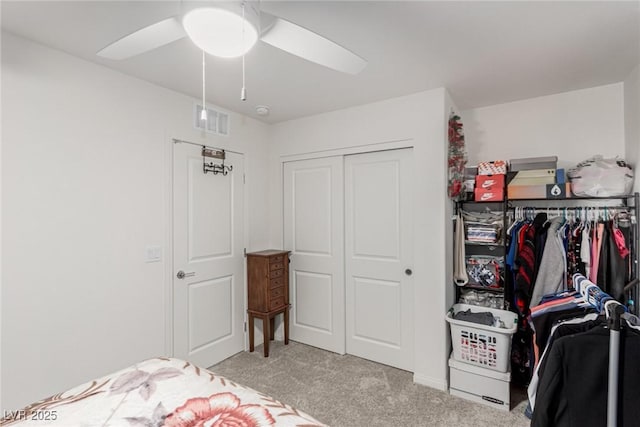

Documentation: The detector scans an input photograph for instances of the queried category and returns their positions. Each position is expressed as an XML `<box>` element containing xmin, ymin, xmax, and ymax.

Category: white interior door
<box><xmin>173</xmin><ymin>142</ymin><xmax>244</xmax><ymax>367</ymax></box>
<box><xmin>345</xmin><ymin>149</ymin><xmax>414</xmax><ymax>371</ymax></box>
<box><xmin>283</xmin><ymin>156</ymin><xmax>345</xmax><ymax>354</ymax></box>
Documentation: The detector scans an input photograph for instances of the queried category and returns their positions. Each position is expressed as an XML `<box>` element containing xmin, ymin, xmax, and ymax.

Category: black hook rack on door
<box><xmin>202</xmin><ymin>146</ymin><xmax>233</xmax><ymax>175</ymax></box>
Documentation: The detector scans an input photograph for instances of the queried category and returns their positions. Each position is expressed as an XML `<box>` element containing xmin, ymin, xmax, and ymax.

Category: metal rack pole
<box><xmin>607</xmin><ymin>304</ymin><xmax>625</xmax><ymax>427</ymax></box>
<box><xmin>634</xmin><ymin>193</ymin><xmax>639</xmax><ymax>315</ymax></box>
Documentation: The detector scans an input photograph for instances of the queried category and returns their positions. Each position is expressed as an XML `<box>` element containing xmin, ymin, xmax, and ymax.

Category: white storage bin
<box><xmin>445</xmin><ymin>303</ymin><xmax>517</xmax><ymax>372</ymax></box>
<box><xmin>449</xmin><ymin>357</ymin><xmax>511</xmax><ymax>412</ymax></box>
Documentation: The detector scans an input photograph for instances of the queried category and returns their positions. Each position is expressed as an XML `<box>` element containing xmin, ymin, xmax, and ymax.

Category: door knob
<box><xmin>177</xmin><ymin>270</ymin><xmax>195</xmax><ymax>279</ymax></box>
<box><xmin>405</xmin><ymin>269</ymin><xmax>413</xmax><ymax>276</ymax></box>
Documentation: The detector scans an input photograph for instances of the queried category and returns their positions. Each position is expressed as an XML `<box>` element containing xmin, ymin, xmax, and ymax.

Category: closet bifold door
<box><xmin>283</xmin><ymin>156</ymin><xmax>346</xmax><ymax>354</ymax></box>
<box><xmin>344</xmin><ymin>148</ymin><xmax>414</xmax><ymax>371</ymax></box>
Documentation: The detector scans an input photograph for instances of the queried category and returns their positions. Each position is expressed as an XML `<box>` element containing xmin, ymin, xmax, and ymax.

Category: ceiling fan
<box><xmin>97</xmin><ymin>0</ymin><xmax>367</xmax><ymax>75</ymax></box>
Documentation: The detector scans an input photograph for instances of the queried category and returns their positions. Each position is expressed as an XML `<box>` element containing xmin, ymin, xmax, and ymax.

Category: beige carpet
<box><xmin>211</xmin><ymin>340</ymin><xmax>531</xmax><ymax>427</ymax></box>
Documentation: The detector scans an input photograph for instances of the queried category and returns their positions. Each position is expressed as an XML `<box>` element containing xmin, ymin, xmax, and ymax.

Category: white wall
<box><xmin>443</xmin><ymin>91</ymin><xmax>458</xmax><ymax>384</ymax></box>
<box><xmin>1</xmin><ymin>32</ymin><xmax>270</xmax><ymax>411</ymax></box>
<box><xmin>624</xmin><ymin>65</ymin><xmax>640</xmax><ymax>192</ymax></box>
<box><xmin>0</xmin><ymin>30</ymin><xmax>4</xmax><ymax>414</ymax></box>
<box><xmin>463</xmin><ymin>83</ymin><xmax>626</xmax><ymax>169</ymax></box>
<box><xmin>268</xmin><ymin>89</ymin><xmax>453</xmax><ymax>390</ymax></box>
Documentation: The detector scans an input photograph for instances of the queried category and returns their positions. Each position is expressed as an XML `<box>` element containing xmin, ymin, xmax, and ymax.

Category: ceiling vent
<box><xmin>195</xmin><ymin>104</ymin><xmax>229</xmax><ymax>136</ymax></box>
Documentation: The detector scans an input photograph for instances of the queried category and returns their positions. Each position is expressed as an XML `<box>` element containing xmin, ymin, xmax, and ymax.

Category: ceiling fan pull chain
<box><xmin>241</xmin><ymin>2</ymin><xmax>247</xmax><ymax>101</ymax></box>
<box><xmin>201</xmin><ymin>49</ymin><xmax>207</xmax><ymax>121</ymax></box>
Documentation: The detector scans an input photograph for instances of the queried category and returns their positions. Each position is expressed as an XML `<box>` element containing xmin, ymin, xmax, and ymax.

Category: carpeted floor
<box><xmin>211</xmin><ymin>340</ymin><xmax>531</xmax><ymax>427</ymax></box>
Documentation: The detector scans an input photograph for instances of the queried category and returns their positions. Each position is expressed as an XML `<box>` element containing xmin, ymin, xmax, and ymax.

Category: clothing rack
<box><xmin>508</xmin><ymin>205</ymin><xmax>635</xmax><ymax>226</ymax></box>
<box><xmin>574</xmin><ymin>273</ymin><xmax>627</xmax><ymax>427</ymax></box>
<box><xmin>507</xmin><ymin>194</ymin><xmax>639</xmax><ymax>315</ymax></box>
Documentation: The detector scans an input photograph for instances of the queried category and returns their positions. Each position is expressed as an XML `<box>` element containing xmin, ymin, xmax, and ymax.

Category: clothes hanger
<box><xmin>506</xmin><ymin>207</ymin><xmax>520</xmax><ymax>234</ymax></box>
<box><xmin>604</xmin><ymin>299</ymin><xmax>621</xmax><ymax>320</ymax></box>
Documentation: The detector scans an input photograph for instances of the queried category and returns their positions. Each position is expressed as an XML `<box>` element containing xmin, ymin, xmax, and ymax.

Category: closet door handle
<box><xmin>177</xmin><ymin>270</ymin><xmax>195</xmax><ymax>279</ymax></box>
<box><xmin>405</xmin><ymin>269</ymin><xmax>413</xmax><ymax>276</ymax></box>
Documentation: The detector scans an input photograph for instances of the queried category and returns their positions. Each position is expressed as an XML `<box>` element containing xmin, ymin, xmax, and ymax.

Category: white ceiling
<box><xmin>2</xmin><ymin>1</ymin><xmax>639</xmax><ymax>123</ymax></box>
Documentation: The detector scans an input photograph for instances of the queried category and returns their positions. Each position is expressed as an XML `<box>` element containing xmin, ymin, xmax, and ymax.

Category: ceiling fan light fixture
<box><xmin>182</xmin><ymin>7</ymin><xmax>258</xmax><ymax>58</ymax></box>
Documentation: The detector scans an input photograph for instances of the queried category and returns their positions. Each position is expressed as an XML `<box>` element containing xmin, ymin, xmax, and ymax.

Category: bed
<box><xmin>1</xmin><ymin>357</ymin><xmax>326</xmax><ymax>427</ymax></box>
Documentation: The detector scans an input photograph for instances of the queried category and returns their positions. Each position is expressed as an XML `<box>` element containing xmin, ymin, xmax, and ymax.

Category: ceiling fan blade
<box><xmin>260</xmin><ymin>14</ymin><xmax>367</xmax><ymax>75</ymax></box>
<box><xmin>97</xmin><ymin>17</ymin><xmax>186</xmax><ymax>60</ymax></box>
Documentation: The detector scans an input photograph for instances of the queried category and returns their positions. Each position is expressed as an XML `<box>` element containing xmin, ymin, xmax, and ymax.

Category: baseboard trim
<box><xmin>413</xmin><ymin>373</ymin><xmax>448</xmax><ymax>391</ymax></box>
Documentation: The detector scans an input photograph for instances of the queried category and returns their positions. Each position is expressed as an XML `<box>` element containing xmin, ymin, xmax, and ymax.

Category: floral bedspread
<box><xmin>1</xmin><ymin>357</ymin><xmax>326</xmax><ymax>427</ymax></box>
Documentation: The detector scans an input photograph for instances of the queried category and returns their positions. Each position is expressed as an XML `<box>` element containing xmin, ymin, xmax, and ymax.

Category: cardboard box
<box><xmin>509</xmin><ymin>176</ymin><xmax>555</xmax><ymax>186</ymax></box>
<box><xmin>475</xmin><ymin>174</ymin><xmax>505</xmax><ymax>191</ymax></box>
<box><xmin>475</xmin><ymin>188</ymin><xmax>504</xmax><ymax>202</ymax></box>
<box><xmin>509</xmin><ymin>168</ymin><xmax>556</xmax><ymax>186</ymax></box>
<box><xmin>508</xmin><ymin>183</ymin><xmax>571</xmax><ymax>199</ymax></box>
<box><xmin>513</xmin><ymin>169</ymin><xmax>556</xmax><ymax>178</ymax></box>
<box><xmin>509</xmin><ymin>156</ymin><xmax>558</xmax><ymax>171</ymax></box>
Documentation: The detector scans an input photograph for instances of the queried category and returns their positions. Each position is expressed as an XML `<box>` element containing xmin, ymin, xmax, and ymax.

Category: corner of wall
<box><xmin>413</xmin><ymin>373</ymin><xmax>448</xmax><ymax>392</ymax></box>
<box><xmin>623</xmin><ymin>64</ymin><xmax>640</xmax><ymax>192</ymax></box>
<box><xmin>441</xmin><ymin>89</ymin><xmax>460</xmax><ymax>391</ymax></box>
<box><xmin>0</xmin><ymin>29</ymin><xmax>4</xmax><ymax>413</ymax></box>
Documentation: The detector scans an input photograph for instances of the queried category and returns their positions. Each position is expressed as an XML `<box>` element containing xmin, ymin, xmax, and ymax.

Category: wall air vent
<box><xmin>195</xmin><ymin>104</ymin><xmax>229</xmax><ymax>136</ymax></box>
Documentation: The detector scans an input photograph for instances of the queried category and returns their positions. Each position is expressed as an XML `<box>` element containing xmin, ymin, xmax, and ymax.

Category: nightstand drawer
<box><xmin>270</xmin><ymin>296</ymin><xmax>285</xmax><ymax>310</ymax></box>
<box><xmin>270</xmin><ymin>277</ymin><xmax>284</xmax><ymax>288</ymax></box>
<box><xmin>270</xmin><ymin>262</ymin><xmax>284</xmax><ymax>271</ymax></box>
<box><xmin>270</xmin><ymin>286</ymin><xmax>285</xmax><ymax>299</ymax></box>
<box><xmin>269</xmin><ymin>255</ymin><xmax>285</xmax><ymax>264</ymax></box>
<box><xmin>269</xmin><ymin>269</ymin><xmax>284</xmax><ymax>279</ymax></box>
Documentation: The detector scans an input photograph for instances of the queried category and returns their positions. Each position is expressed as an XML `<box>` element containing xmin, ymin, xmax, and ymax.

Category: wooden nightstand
<box><xmin>246</xmin><ymin>250</ymin><xmax>290</xmax><ymax>357</ymax></box>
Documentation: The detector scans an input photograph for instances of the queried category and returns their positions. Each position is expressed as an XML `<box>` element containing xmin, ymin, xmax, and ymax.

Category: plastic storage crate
<box><xmin>445</xmin><ymin>303</ymin><xmax>518</xmax><ymax>372</ymax></box>
<box><xmin>449</xmin><ymin>356</ymin><xmax>511</xmax><ymax>411</ymax></box>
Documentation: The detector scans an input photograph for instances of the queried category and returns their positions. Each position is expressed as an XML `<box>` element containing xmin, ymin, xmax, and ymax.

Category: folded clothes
<box><xmin>458</xmin><ymin>289</ymin><xmax>504</xmax><ymax>309</ymax></box>
<box><xmin>453</xmin><ymin>309</ymin><xmax>495</xmax><ymax>326</ymax></box>
<box><xmin>465</xmin><ymin>222</ymin><xmax>500</xmax><ymax>243</ymax></box>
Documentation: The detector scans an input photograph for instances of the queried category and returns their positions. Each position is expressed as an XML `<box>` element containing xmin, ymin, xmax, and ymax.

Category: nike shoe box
<box><xmin>474</xmin><ymin>188</ymin><xmax>504</xmax><ymax>202</ymax></box>
<box><xmin>475</xmin><ymin>174</ymin><xmax>505</xmax><ymax>191</ymax></box>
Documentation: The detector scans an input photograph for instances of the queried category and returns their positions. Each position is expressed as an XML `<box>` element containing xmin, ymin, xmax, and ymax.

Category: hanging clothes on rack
<box><xmin>513</xmin><ymin>213</ymin><xmax>548</xmax><ymax>316</ymax></box>
<box><xmin>590</xmin><ymin>221</ymin><xmax>605</xmax><ymax>283</ymax></box>
<box><xmin>530</xmin><ymin>274</ymin><xmax>640</xmax><ymax>427</ymax></box>
<box><xmin>581</xmin><ymin>216</ymin><xmax>592</xmax><ymax>278</ymax></box>
<box><xmin>508</xmin><ymin>206</ymin><xmax>635</xmax><ymax>310</ymax></box>
<box><xmin>597</xmin><ymin>219</ymin><xmax>628</xmax><ymax>301</ymax></box>
<box><xmin>528</xmin><ymin>311</ymin><xmax>600</xmax><ymax>411</ymax></box>
<box><xmin>566</xmin><ymin>218</ymin><xmax>586</xmax><ymax>288</ymax></box>
<box><xmin>528</xmin><ymin>290</ymin><xmax>596</xmax><ymax>366</ymax></box>
<box><xmin>530</xmin><ymin>216</ymin><xmax>567</xmax><ymax>308</ymax></box>
<box><xmin>508</xmin><ymin>212</ymin><xmax>548</xmax><ymax>385</ymax></box>
<box><xmin>506</xmin><ymin>202</ymin><xmax>637</xmax><ymax>386</ymax></box>
<box><xmin>531</xmin><ymin>320</ymin><xmax>640</xmax><ymax>426</ymax></box>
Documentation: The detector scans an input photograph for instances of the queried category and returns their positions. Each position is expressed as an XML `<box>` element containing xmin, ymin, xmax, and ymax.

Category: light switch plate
<box><xmin>145</xmin><ymin>245</ymin><xmax>162</xmax><ymax>263</ymax></box>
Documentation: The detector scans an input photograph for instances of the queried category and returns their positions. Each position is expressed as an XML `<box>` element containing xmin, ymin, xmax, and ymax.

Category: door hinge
<box><xmin>244</xmin><ymin>248</ymin><xmax>247</xmax><ymax>257</ymax></box>
<box><xmin>244</xmin><ymin>321</ymin><xmax>247</xmax><ymax>332</ymax></box>
<box><xmin>243</xmin><ymin>173</ymin><xmax>246</xmax><ymax>184</ymax></box>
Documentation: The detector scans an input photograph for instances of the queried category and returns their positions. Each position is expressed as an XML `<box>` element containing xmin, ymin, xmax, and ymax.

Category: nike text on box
<box><xmin>475</xmin><ymin>174</ymin><xmax>505</xmax><ymax>191</ymax></box>
<box><xmin>474</xmin><ymin>188</ymin><xmax>504</xmax><ymax>202</ymax></box>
